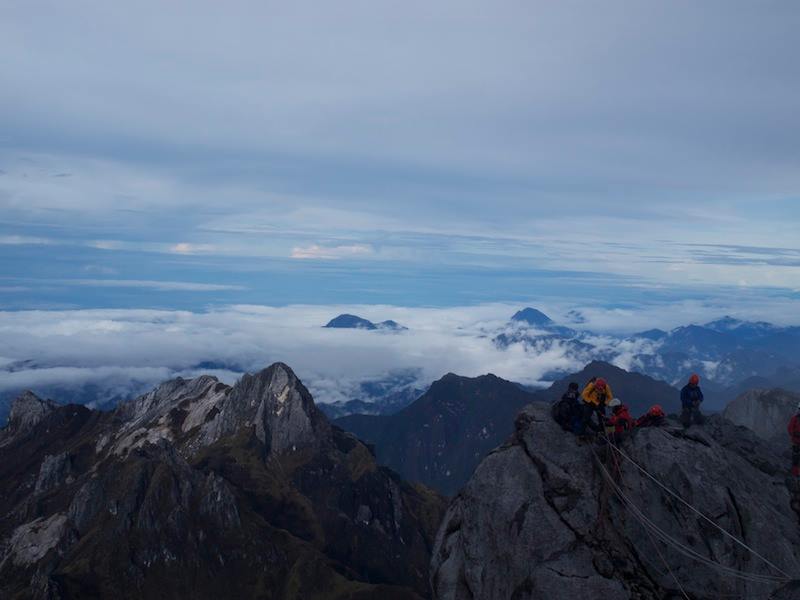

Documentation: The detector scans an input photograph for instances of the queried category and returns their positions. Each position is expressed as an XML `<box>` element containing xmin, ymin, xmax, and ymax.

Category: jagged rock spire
<box><xmin>218</xmin><ymin>362</ymin><xmax>330</xmax><ymax>454</ymax></box>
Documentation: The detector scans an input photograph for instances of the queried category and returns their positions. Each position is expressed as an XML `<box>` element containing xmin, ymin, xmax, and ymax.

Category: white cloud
<box><xmin>0</xmin><ymin>235</ymin><xmax>55</xmax><ymax>245</ymax></box>
<box><xmin>169</xmin><ymin>242</ymin><xmax>216</xmax><ymax>254</ymax></box>
<box><xmin>62</xmin><ymin>279</ymin><xmax>245</xmax><ymax>292</ymax></box>
<box><xmin>291</xmin><ymin>244</ymin><xmax>374</xmax><ymax>260</ymax></box>
<box><xmin>1</xmin><ymin>299</ymin><xmax>798</xmax><ymax>410</ymax></box>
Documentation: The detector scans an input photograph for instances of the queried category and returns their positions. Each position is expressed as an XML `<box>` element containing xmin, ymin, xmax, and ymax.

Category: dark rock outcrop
<box><xmin>0</xmin><ymin>363</ymin><xmax>445</xmax><ymax>600</ymax></box>
<box><xmin>430</xmin><ymin>403</ymin><xmax>800</xmax><ymax>599</ymax></box>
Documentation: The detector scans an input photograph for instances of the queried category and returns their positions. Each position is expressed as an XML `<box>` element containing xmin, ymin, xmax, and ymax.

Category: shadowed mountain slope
<box><xmin>336</xmin><ymin>373</ymin><xmax>539</xmax><ymax>496</ymax></box>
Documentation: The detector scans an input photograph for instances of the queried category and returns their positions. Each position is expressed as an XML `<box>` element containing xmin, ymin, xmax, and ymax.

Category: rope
<box><xmin>591</xmin><ymin>427</ymin><xmax>788</xmax><ymax>598</ymax></box>
<box><xmin>590</xmin><ymin>444</ymin><xmax>791</xmax><ymax>585</ymax></box>
<box><xmin>640</xmin><ymin>518</ymin><xmax>692</xmax><ymax>600</ymax></box>
<box><xmin>595</xmin><ymin>427</ymin><xmax>690</xmax><ymax>599</ymax></box>
<box><xmin>609</xmin><ymin>439</ymin><xmax>793</xmax><ymax>580</ymax></box>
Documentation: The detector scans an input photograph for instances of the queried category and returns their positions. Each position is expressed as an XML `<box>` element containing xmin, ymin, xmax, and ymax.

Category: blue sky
<box><xmin>2</xmin><ymin>1</ymin><xmax>800</xmax><ymax>313</ymax></box>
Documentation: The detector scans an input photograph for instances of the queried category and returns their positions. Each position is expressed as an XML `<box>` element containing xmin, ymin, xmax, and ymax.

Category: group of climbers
<box><xmin>554</xmin><ymin>371</ymin><xmax>800</xmax><ymax>480</ymax></box>
<box><xmin>552</xmin><ymin>373</ymin><xmax>702</xmax><ymax>440</ymax></box>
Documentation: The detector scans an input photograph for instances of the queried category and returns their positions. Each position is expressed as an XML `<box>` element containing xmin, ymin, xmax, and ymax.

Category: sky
<box><xmin>1</xmin><ymin>2</ymin><xmax>799</xmax><ymax>406</ymax></box>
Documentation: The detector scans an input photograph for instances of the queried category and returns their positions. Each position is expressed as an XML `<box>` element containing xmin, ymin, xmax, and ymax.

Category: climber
<box><xmin>581</xmin><ymin>377</ymin><xmax>613</xmax><ymax>433</ymax></box>
<box><xmin>606</xmin><ymin>398</ymin><xmax>634</xmax><ymax>444</ymax></box>
<box><xmin>680</xmin><ymin>373</ymin><xmax>705</xmax><ymax>429</ymax></box>
<box><xmin>788</xmin><ymin>403</ymin><xmax>800</xmax><ymax>477</ymax></box>
<box><xmin>636</xmin><ymin>404</ymin><xmax>666</xmax><ymax>428</ymax></box>
<box><xmin>552</xmin><ymin>382</ymin><xmax>583</xmax><ymax>434</ymax></box>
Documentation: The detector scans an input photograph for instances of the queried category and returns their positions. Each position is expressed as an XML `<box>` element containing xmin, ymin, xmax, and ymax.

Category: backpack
<box><xmin>552</xmin><ymin>399</ymin><xmax>575</xmax><ymax>430</ymax></box>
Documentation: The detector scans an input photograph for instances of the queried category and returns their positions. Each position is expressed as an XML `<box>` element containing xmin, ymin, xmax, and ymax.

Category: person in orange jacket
<box><xmin>788</xmin><ymin>403</ymin><xmax>800</xmax><ymax>477</ymax></box>
<box><xmin>580</xmin><ymin>377</ymin><xmax>613</xmax><ymax>433</ymax></box>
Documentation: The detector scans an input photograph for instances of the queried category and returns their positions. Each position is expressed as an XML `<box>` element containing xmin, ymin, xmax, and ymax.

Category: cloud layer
<box><xmin>2</xmin><ymin>299</ymin><xmax>798</xmax><ymax>413</ymax></box>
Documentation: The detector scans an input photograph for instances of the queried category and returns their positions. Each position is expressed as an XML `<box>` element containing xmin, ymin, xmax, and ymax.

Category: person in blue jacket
<box><xmin>680</xmin><ymin>373</ymin><xmax>705</xmax><ymax>428</ymax></box>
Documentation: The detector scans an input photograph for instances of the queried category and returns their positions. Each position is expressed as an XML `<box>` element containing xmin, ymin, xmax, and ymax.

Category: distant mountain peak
<box><xmin>632</xmin><ymin>328</ymin><xmax>668</xmax><ymax>341</ymax></box>
<box><xmin>704</xmin><ymin>315</ymin><xmax>777</xmax><ymax>333</ymax></box>
<box><xmin>511</xmin><ymin>307</ymin><xmax>554</xmax><ymax>326</ymax></box>
<box><xmin>325</xmin><ymin>314</ymin><xmax>377</xmax><ymax>329</ymax></box>
<box><xmin>324</xmin><ymin>314</ymin><xmax>407</xmax><ymax>331</ymax></box>
<box><xmin>376</xmin><ymin>319</ymin><xmax>407</xmax><ymax>331</ymax></box>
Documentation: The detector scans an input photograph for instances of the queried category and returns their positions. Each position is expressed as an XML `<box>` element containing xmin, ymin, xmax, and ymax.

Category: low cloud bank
<box><xmin>0</xmin><ymin>300</ymin><xmax>797</xmax><ymax>412</ymax></box>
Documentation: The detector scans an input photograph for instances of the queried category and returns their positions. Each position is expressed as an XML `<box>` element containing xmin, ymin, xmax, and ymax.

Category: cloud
<box><xmin>62</xmin><ymin>279</ymin><xmax>246</xmax><ymax>292</ymax></box>
<box><xmin>82</xmin><ymin>264</ymin><xmax>118</xmax><ymax>275</ymax></box>
<box><xmin>0</xmin><ymin>235</ymin><xmax>55</xmax><ymax>245</ymax></box>
<box><xmin>1</xmin><ymin>2</ymin><xmax>799</xmax><ymax>310</ymax></box>
<box><xmin>169</xmin><ymin>242</ymin><xmax>215</xmax><ymax>255</ymax></box>
<box><xmin>291</xmin><ymin>244</ymin><xmax>374</xmax><ymax>260</ymax></box>
<box><xmin>1</xmin><ymin>299</ymin><xmax>798</xmax><ymax>413</ymax></box>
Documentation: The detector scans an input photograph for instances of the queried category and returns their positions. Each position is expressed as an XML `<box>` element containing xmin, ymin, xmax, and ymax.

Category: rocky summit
<box><xmin>0</xmin><ymin>363</ymin><xmax>445</xmax><ymax>600</ymax></box>
<box><xmin>430</xmin><ymin>402</ymin><xmax>800</xmax><ymax>600</ymax></box>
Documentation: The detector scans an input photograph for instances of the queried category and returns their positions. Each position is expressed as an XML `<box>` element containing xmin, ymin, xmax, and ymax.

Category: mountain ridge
<box><xmin>0</xmin><ymin>363</ymin><xmax>444</xmax><ymax>599</ymax></box>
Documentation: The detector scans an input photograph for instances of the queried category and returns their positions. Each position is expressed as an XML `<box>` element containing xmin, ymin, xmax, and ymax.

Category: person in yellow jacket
<box><xmin>580</xmin><ymin>377</ymin><xmax>614</xmax><ymax>433</ymax></box>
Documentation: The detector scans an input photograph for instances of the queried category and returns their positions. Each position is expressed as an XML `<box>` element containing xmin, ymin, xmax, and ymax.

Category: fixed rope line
<box><xmin>638</xmin><ymin>508</ymin><xmax>692</xmax><ymax>600</ymax></box>
<box><xmin>608</xmin><ymin>441</ymin><xmax>793</xmax><ymax>581</ymax></box>
<box><xmin>596</xmin><ymin>429</ymin><xmax>691</xmax><ymax>600</ymax></box>
<box><xmin>590</xmin><ymin>444</ymin><xmax>791</xmax><ymax>586</ymax></box>
<box><xmin>591</xmin><ymin>429</ymin><xmax>788</xmax><ymax>598</ymax></box>
<box><xmin>593</xmin><ymin>447</ymin><xmax>788</xmax><ymax>584</ymax></box>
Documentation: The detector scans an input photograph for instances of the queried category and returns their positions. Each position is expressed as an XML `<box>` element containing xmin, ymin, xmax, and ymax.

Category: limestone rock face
<box><xmin>110</xmin><ymin>363</ymin><xmax>330</xmax><ymax>458</ymax></box>
<box><xmin>0</xmin><ymin>391</ymin><xmax>58</xmax><ymax>447</ymax></box>
<box><xmin>723</xmin><ymin>388</ymin><xmax>800</xmax><ymax>444</ymax></box>
<box><xmin>431</xmin><ymin>402</ymin><xmax>800</xmax><ymax>600</ymax></box>
<box><xmin>206</xmin><ymin>362</ymin><xmax>331</xmax><ymax>454</ymax></box>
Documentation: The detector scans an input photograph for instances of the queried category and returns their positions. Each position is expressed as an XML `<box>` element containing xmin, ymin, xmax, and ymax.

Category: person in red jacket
<box><xmin>788</xmin><ymin>404</ymin><xmax>800</xmax><ymax>477</ymax></box>
<box><xmin>606</xmin><ymin>398</ymin><xmax>634</xmax><ymax>444</ymax></box>
<box><xmin>637</xmin><ymin>405</ymin><xmax>666</xmax><ymax>428</ymax></box>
